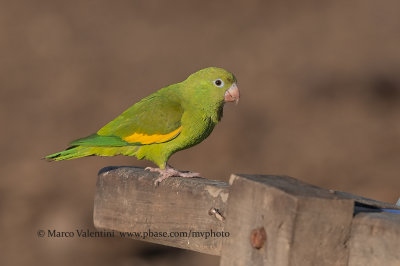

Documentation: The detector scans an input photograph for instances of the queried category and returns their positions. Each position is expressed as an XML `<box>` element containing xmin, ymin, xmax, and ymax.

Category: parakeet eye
<box><xmin>213</xmin><ymin>79</ymin><xmax>224</xmax><ymax>88</ymax></box>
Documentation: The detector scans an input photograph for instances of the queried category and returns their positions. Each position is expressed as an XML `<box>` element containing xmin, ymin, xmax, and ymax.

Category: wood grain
<box><xmin>94</xmin><ymin>166</ymin><xmax>229</xmax><ymax>255</ymax></box>
<box><xmin>94</xmin><ymin>167</ymin><xmax>400</xmax><ymax>265</ymax></box>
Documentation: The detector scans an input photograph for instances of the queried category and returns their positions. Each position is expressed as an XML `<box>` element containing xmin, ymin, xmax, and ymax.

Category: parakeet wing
<box><xmin>70</xmin><ymin>91</ymin><xmax>183</xmax><ymax>146</ymax></box>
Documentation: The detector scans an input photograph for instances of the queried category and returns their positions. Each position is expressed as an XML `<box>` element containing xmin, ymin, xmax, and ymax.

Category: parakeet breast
<box><xmin>180</xmin><ymin>109</ymin><xmax>218</xmax><ymax>146</ymax></box>
<box><xmin>134</xmin><ymin>106</ymin><xmax>219</xmax><ymax>168</ymax></box>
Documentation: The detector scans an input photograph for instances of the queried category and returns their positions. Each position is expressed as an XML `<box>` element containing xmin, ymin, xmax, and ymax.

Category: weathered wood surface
<box><xmin>93</xmin><ymin>167</ymin><xmax>400</xmax><ymax>265</ymax></box>
<box><xmin>348</xmin><ymin>212</ymin><xmax>400</xmax><ymax>266</ymax></box>
<box><xmin>94</xmin><ymin>166</ymin><xmax>229</xmax><ymax>255</ymax></box>
<box><xmin>333</xmin><ymin>190</ymin><xmax>400</xmax><ymax>210</ymax></box>
<box><xmin>220</xmin><ymin>174</ymin><xmax>355</xmax><ymax>266</ymax></box>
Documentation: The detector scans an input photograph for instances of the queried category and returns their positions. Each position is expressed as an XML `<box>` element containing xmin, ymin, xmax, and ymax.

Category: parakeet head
<box><xmin>181</xmin><ymin>67</ymin><xmax>240</xmax><ymax>107</ymax></box>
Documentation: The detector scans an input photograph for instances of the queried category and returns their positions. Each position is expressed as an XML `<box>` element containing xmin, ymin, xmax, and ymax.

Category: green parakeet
<box><xmin>45</xmin><ymin>67</ymin><xmax>240</xmax><ymax>184</ymax></box>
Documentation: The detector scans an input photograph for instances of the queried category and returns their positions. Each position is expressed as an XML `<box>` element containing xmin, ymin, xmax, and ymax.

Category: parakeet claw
<box><xmin>145</xmin><ymin>166</ymin><xmax>200</xmax><ymax>185</ymax></box>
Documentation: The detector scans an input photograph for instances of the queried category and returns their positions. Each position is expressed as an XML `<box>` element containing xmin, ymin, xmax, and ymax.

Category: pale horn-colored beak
<box><xmin>224</xmin><ymin>83</ymin><xmax>240</xmax><ymax>104</ymax></box>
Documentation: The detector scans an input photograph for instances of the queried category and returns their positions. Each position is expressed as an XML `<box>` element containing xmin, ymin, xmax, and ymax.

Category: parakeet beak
<box><xmin>224</xmin><ymin>83</ymin><xmax>240</xmax><ymax>104</ymax></box>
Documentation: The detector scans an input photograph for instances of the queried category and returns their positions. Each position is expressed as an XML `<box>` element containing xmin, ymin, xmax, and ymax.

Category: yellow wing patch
<box><xmin>123</xmin><ymin>126</ymin><xmax>182</xmax><ymax>144</ymax></box>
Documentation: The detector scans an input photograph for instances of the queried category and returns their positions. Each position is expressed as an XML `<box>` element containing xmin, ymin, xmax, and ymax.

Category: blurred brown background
<box><xmin>1</xmin><ymin>0</ymin><xmax>400</xmax><ymax>265</ymax></box>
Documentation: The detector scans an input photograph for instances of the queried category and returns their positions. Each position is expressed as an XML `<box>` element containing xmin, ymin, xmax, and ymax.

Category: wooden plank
<box><xmin>94</xmin><ymin>168</ymin><xmax>400</xmax><ymax>265</ymax></box>
<box><xmin>220</xmin><ymin>174</ymin><xmax>355</xmax><ymax>266</ymax></box>
<box><xmin>348</xmin><ymin>212</ymin><xmax>400</xmax><ymax>266</ymax></box>
<box><xmin>93</xmin><ymin>166</ymin><xmax>229</xmax><ymax>255</ymax></box>
<box><xmin>333</xmin><ymin>190</ymin><xmax>400</xmax><ymax>210</ymax></box>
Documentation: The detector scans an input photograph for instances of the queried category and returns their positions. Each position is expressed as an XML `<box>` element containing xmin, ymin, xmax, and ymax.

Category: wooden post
<box><xmin>93</xmin><ymin>167</ymin><xmax>400</xmax><ymax>266</ymax></box>
<box><xmin>348</xmin><ymin>212</ymin><xmax>400</xmax><ymax>266</ymax></box>
<box><xmin>219</xmin><ymin>174</ymin><xmax>354</xmax><ymax>266</ymax></box>
<box><xmin>94</xmin><ymin>166</ymin><xmax>229</xmax><ymax>255</ymax></box>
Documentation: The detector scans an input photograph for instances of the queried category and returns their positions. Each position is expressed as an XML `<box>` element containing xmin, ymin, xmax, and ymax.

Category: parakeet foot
<box><xmin>145</xmin><ymin>166</ymin><xmax>200</xmax><ymax>185</ymax></box>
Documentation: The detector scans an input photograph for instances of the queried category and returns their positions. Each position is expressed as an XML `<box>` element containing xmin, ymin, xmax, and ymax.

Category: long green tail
<box><xmin>45</xmin><ymin>145</ymin><xmax>140</xmax><ymax>161</ymax></box>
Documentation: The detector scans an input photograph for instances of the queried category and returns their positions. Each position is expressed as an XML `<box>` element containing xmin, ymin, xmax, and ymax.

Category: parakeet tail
<box><xmin>45</xmin><ymin>146</ymin><xmax>93</xmax><ymax>161</ymax></box>
<box><xmin>44</xmin><ymin>145</ymin><xmax>140</xmax><ymax>161</ymax></box>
